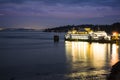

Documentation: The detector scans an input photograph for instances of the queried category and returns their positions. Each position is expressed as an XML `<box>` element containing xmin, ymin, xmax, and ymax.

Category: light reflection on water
<box><xmin>0</xmin><ymin>31</ymin><xmax>120</xmax><ymax>80</ymax></box>
<box><xmin>65</xmin><ymin>41</ymin><xmax>120</xmax><ymax>72</ymax></box>
<box><xmin>111</xmin><ymin>44</ymin><xmax>119</xmax><ymax>66</ymax></box>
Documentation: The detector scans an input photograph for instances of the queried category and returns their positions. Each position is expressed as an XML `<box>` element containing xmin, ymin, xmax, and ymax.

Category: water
<box><xmin>0</xmin><ymin>31</ymin><xmax>120</xmax><ymax>80</ymax></box>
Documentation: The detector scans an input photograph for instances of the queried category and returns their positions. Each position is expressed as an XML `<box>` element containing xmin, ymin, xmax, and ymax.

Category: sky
<box><xmin>0</xmin><ymin>0</ymin><xmax>120</xmax><ymax>29</ymax></box>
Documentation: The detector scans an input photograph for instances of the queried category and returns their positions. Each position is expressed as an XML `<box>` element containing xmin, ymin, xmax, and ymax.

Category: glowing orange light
<box><xmin>113</xmin><ymin>32</ymin><xmax>118</xmax><ymax>36</ymax></box>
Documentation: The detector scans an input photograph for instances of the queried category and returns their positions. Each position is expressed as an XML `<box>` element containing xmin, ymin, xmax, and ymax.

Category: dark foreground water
<box><xmin>0</xmin><ymin>31</ymin><xmax>120</xmax><ymax>80</ymax></box>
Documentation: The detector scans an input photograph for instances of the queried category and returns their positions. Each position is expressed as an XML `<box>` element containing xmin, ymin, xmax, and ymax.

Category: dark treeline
<box><xmin>44</xmin><ymin>22</ymin><xmax>120</xmax><ymax>34</ymax></box>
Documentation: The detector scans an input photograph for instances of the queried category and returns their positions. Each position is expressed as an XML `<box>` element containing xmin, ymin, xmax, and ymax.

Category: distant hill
<box><xmin>0</xmin><ymin>28</ymin><xmax>42</xmax><ymax>32</ymax></box>
<box><xmin>43</xmin><ymin>22</ymin><xmax>120</xmax><ymax>34</ymax></box>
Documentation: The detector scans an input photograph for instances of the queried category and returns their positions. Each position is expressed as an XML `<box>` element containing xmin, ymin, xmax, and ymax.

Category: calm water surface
<box><xmin>0</xmin><ymin>31</ymin><xmax>120</xmax><ymax>80</ymax></box>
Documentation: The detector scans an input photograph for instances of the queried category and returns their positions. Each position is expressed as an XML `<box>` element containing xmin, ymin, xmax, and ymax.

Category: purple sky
<box><xmin>0</xmin><ymin>0</ymin><xmax>120</xmax><ymax>29</ymax></box>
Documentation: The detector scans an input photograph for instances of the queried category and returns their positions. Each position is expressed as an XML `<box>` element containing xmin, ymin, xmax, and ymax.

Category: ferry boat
<box><xmin>65</xmin><ymin>28</ymin><xmax>114</xmax><ymax>43</ymax></box>
<box><xmin>65</xmin><ymin>28</ymin><xmax>91</xmax><ymax>40</ymax></box>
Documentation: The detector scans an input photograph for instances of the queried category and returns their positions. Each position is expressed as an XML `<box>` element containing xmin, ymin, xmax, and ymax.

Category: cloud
<box><xmin>0</xmin><ymin>0</ymin><xmax>120</xmax><ymax>19</ymax></box>
<box><xmin>0</xmin><ymin>0</ymin><xmax>120</xmax><ymax>28</ymax></box>
<box><xmin>0</xmin><ymin>1</ymin><xmax>120</xmax><ymax>18</ymax></box>
<box><xmin>0</xmin><ymin>13</ymin><xmax>4</xmax><ymax>16</ymax></box>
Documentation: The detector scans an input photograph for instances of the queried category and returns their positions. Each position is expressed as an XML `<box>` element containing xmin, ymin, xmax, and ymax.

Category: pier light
<box><xmin>112</xmin><ymin>32</ymin><xmax>119</xmax><ymax>40</ymax></box>
<box><xmin>113</xmin><ymin>32</ymin><xmax>118</xmax><ymax>36</ymax></box>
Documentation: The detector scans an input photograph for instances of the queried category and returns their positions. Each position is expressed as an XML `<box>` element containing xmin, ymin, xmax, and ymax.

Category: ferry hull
<box><xmin>65</xmin><ymin>38</ymin><xmax>119</xmax><ymax>43</ymax></box>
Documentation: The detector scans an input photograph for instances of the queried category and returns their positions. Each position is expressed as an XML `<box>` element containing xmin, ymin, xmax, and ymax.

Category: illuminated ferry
<box><xmin>65</xmin><ymin>28</ymin><xmax>111</xmax><ymax>42</ymax></box>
